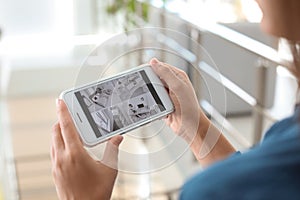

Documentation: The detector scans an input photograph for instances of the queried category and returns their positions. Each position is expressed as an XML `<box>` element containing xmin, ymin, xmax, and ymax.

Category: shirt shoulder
<box><xmin>263</xmin><ymin>108</ymin><xmax>300</xmax><ymax>142</ymax></box>
<box><xmin>180</xmin><ymin>111</ymin><xmax>300</xmax><ymax>200</ymax></box>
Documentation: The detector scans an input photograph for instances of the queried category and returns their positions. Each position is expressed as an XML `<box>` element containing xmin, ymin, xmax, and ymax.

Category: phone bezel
<box><xmin>61</xmin><ymin>64</ymin><xmax>174</xmax><ymax>146</ymax></box>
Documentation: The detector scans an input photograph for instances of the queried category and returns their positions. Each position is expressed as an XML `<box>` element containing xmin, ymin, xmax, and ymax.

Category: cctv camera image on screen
<box><xmin>75</xmin><ymin>70</ymin><xmax>166</xmax><ymax>138</ymax></box>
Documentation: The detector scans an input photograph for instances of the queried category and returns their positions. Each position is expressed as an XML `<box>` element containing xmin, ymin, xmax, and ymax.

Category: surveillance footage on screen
<box><xmin>75</xmin><ymin>71</ymin><xmax>163</xmax><ymax>137</ymax></box>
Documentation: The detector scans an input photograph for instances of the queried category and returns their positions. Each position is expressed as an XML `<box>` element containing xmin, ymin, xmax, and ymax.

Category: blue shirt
<box><xmin>181</xmin><ymin>108</ymin><xmax>300</xmax><ymax>200</ymax></box>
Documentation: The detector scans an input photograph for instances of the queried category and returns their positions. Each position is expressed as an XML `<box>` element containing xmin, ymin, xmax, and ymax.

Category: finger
<box><xmin>150</xmin><ymin>58</ymin><xmax>188</xmax><ymax>89</ymax></box>
<box><xmin>101</xmin><ymin>135</ymin><xmax>123</xmax><ymax>170</ymax></box>
<box><xmin>161</xmin><ymin>61</ymin><xmax>187</xmax><ymax>77</ymax></box>
<box><xmin>150</xmin><ymin>58</ymin><xmax>187</xmax><ymax>78</ymax></box>
<box><xmin>163</xmin><ymin>117</ymin><xmax>171</xmax><ymax>127</ymax></box>
<box><xmin>56</xmin><ymin>99</ymin><xmax>82</xmax><ymax>148</ymax></box>
<box><xmin>109</xmin><ymin>135</ymin><xmax>123</xmax><ymax>146</ymax></box>
<box><xmin>150</xmin><ymin>58</ymin><xmax>179</xmax><ymax>85</ymax></box>
<box><xmin>50</xmin><ymin>145</ymin><xmax>55</xmax><ymax>165</ymax></box>
<box><xmin>52</xmin><ymin>122</ymin><xmax>65</xmax><ymax>151</ymax></box>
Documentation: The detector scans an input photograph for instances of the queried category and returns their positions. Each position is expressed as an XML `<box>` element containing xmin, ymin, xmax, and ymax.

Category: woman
<box><xmin>51</xmin><ymin>0</ymin><xmax>300</xmax><ymax>199</ymax></box>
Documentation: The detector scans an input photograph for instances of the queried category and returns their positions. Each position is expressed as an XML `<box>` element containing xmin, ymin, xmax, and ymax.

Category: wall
<box><xmin>200</xmin><ymin>23</ymin><xmax>277</xmax><ymax>115</ymax></box>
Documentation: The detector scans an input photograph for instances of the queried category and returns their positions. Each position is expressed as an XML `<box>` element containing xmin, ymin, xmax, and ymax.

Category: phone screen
<box><xmin>75</xmin><ymin>70</ymin><xmax>166</xmax><ymax>138</ymax></box>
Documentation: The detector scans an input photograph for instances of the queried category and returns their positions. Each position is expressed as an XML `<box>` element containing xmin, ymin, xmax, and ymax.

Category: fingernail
<box><xmin>116</xmin><ymin>136</ymin><xmax>123</xmax><ymax>146</ymax></box>
<box><xmin>117</xmin><ymin>135</ymin><xmax>124</xmax><ymax>144</ymax></box>
<box><xmin>112</xmin><ymin>135</ymin><xmax>123</xmax><ymax>146</ymax></box>
<box><xmin>151</xmin><ymin>58</ymin><xmax>160</xmax><ymax>68</ymax></box>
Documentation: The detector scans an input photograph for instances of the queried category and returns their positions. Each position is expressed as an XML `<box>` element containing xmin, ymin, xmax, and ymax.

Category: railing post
<box><xmin>159</xmin><ymin>5</ymin><xmax>166</xmax><ymax>61</ymax></box>
<box><xmin>253</xmin><ymin>58</ymin><xmax>268</xmax><ymax>144</ymax></box>
<box><xmin>188</xmin><ymin>28</ymin><xmax>202</xmax><ymax>102</ymax></box>
<box><xmin>1</xmin><ymin>100</ymin><xmax>20</xmax><ymax>200</ymax></box>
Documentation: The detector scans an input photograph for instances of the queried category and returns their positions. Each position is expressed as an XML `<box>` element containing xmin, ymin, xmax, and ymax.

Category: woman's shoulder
<box><xmin>180</xmin><ymin>109</ymin><xmax>300</xmax><ymax>200</ymax></box>
<box><xmin>263</xmin><ymin>108</ymin><xmax>300</xmax><ymax>141</ymax></box>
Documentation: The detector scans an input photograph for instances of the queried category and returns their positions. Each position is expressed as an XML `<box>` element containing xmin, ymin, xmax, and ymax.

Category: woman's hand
<box><xmin>51</xmin><ymin>99</ymin><xmax>123</xmax><ymax>200</ymax></box>
<box><xmin>150</xmin><ymin>58</ymin><xmax>235</xmax><ymax>167</ymax></box>
<box><xmin>150</xmin><ymin>58</ymin><xmax>208</xmax><ymax>143</ymax></box>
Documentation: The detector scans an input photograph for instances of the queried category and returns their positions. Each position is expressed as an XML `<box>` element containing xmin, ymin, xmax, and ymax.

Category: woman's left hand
<box><xmin>51</xmin><ymin>99</ymin><xmax>123</xmax><ymax>200</ymax></box>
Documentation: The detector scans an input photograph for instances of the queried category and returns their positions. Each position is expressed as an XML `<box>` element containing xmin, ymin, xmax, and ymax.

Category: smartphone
<box><xmin>60</xmin><ymin>64</ymin><xmax>174</xmax><ymax>146</ymax></box>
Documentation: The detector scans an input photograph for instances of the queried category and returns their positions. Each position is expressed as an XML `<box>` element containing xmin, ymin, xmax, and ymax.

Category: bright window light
<box><xmin>53</xmin><ymin>0</ymin><xmax>74</xmax><ymax>36</ymax></box>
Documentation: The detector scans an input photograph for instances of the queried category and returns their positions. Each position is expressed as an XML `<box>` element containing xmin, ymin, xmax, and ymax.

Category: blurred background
<box><xmin>0</xmin><ymin>0</ymin><xmax>297</xmax><ymax>199</ymax></box>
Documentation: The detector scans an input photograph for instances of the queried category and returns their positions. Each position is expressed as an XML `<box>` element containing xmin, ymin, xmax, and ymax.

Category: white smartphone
<box><xmin>60</xmin><ymin>64</ymin><xmax>174</xmax><ymax>146</ymax></box>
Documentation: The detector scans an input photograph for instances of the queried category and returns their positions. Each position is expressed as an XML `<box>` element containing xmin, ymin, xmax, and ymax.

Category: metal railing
<box><xmin>0</xmin><ymin>100</ymin><xmax>19</xmax><ymax>200</ymax></box>
<box><xmin>144</xmin><ymin>1</ymin><xmax>293</xmax><ymax>146</ymax></box>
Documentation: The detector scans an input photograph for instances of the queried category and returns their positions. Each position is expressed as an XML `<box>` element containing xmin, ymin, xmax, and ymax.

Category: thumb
<box><xmin>101</xmin><ymin>135</ymin><xmax>123</xmax><ymax>170</ymax></box>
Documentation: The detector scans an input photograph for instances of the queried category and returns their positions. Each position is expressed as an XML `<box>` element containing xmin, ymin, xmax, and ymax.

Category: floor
<box><xmin>6</xmin><ymin>96</ymin><xmax>57</xmax><ymax>200</ymax></box>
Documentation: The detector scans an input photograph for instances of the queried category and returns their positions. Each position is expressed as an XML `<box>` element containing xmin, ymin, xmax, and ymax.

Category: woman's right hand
<box><xmin>150</xmin><ymin>58</ymin><xmax>209</xmax><ymax>144</ymax></box>
<box><xmin>150</xmin><ymin>58</ymin><xmax>235</xmax><ymax>167</ymax></box>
